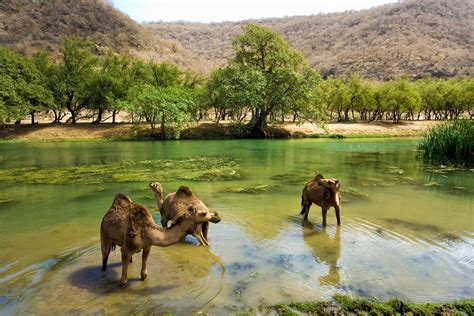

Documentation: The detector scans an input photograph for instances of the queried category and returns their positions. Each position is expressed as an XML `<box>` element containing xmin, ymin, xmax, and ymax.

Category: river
<box><xmin>0</xmin><ymin>139</ymin><xmax>472</xmax><ymax>314</ymax></box>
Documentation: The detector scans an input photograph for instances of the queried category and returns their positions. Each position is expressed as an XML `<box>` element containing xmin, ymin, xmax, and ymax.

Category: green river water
<box><xmin>0</xmin><ymin>139</ymin><xmax>472</xmax><ymax>315</ymax></box>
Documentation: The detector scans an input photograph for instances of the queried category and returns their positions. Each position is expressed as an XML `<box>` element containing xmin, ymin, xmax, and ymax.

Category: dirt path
<box><xmin>0</xmin><ymin>121</ymin><xmax>440</xmax><ymax>141</ymax></box>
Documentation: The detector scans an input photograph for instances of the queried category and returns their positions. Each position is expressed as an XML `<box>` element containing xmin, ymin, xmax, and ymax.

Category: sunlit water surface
<box><xmin>0</xmin><ymin>139</ymin><xmax>473</xmax><ymax>315</ymax></box>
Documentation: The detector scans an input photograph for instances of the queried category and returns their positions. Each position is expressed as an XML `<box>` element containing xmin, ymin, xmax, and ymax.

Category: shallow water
<box><xmin>0</xmin><ymin>139</ymin><xmax>473</xmax><ymax>315</ymax></box>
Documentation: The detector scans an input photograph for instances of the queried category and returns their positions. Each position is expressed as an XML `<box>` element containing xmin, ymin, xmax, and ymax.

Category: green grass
<box><xmin>419</xmin><ymin>119</ymin><xmax>473</xmax><ymax>167</ymax></box>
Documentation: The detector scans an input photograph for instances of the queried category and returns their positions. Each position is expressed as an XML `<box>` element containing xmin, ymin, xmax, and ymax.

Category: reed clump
<box><xmin>419</xmin><ymin>120</ymin><xmax>473</xmax><ymax>167</ymax></box>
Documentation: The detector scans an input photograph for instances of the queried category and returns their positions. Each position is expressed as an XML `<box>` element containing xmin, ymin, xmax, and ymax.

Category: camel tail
<box><xmin>300</xmin><ymin>192</ymin><xmax>306</xmax><ymax>214</ymax></box>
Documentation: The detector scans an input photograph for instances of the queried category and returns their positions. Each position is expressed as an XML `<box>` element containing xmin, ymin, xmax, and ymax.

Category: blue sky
<box><xmin>111</xmin><ymin>0</ymin><xmax>396</xmax><ymax>23</ymax></box>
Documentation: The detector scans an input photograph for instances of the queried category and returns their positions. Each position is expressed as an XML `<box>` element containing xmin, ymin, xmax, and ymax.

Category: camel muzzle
<box><xmin>210</xmin><ymin>212</ymin><xmax>221</xmax><ymax>223</ymax></box>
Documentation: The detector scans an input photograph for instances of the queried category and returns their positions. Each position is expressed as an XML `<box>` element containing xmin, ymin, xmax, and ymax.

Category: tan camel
<box><xmin>300</xmin><ymin>174</ymin><xmax>341</xmax><ymax>225</ymax></box>
<box><xmin>149</xmin><ymin>182</ymin><xmax>215</xmax><ymax>246</ymax></box>
<box><xmin>100</xmin><ymin>190</ymin><xmax>221</xmax><ymax>287</ymax></box>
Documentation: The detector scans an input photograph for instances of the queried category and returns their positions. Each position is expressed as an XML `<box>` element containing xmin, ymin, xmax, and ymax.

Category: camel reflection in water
<box><xmin>302</xmin><ymin>221</ymin><xmax>341</xmax><ymax>285</ymax></box>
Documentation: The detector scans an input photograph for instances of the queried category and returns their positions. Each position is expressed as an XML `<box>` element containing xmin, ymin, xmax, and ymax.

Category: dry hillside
<box><xmin>0</xmin><ymin>0</ymin><xmax>211</xmax><ymax>72</ymax></box>
<box><xmin>148</xmin><ymin>0</ymin><xmax>474</xmax><ymax>79</ymax></box>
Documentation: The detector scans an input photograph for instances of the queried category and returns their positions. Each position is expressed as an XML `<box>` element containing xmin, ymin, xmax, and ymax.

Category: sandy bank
<box><xmin>0</xmin><ymin>121</ymin><xmax>441</xmax><ymax>141</ymax></box>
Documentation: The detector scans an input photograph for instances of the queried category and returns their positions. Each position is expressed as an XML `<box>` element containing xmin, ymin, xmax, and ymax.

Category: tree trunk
<box><xmin>93</xmin><ymin>109</ymin><xmax>103</xmax><ymax>124</ymax></box>
<box><xmin>66</xmin><ymin>94</ymin><xmax>77</xmax><ymax>123</ymax></box>
<box><xmin>248</xmin><ymin>111</ymin><xmax>267</xmax><ymax>138</ymax></box>
<box><xmin>30</xmin><ymin>111</ymin><xmax>35</xmax><ymax>125</ymax></box>
<box><xmin>160</xmin><ymin>111</ymin><xmax>166</xmax><ymax>140</ymax></box>
<box><xmin>344</xmin><ymin>109</ymin><xmax>350</xmax><ymax>121</ymax></box>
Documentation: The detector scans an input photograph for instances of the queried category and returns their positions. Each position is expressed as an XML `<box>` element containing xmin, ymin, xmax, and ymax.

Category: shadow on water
<box><xmin>301</xmin><ymin>220</ymin><xmax>341</xmax><ymax>286</ymax></box>
<box><xmin>68</xmin><ymin>262</ymin><xmax>178</xmax><ymax>296</ymax></box>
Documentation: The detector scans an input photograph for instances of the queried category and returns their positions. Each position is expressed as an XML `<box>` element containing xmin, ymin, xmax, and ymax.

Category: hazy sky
<box><xmin>111</xmin><ymin>0</ymin><xmax>397</xmax><ymax>23</ymax></box>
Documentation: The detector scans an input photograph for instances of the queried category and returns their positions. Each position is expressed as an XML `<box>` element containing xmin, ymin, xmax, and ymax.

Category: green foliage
<box><xmin>125</xmin><ymin>85</ymin><xmax>196</xmax><ymax>139</ymax></box>
<box><xmin>83</xmin><ymin>51</ymin><xmax>132</xmax><ymax>122</ymax></box>
<box><xmin>222</xmin><ymin>23</ymin><xmax>323</xmax><ymax>136</ymax></box>
<box><xmin>0</xmin><ymin>47</ymin><xmax>53</xmax><ymax>124</ymax></box>
<box><xmin>54</xmin><ymin>37</ymin><xmax>98</xmax><ymax>123</ymax></box>
<box><xmin>419</xmin><ymin>119</ymin><xmax>473</xmax><ymax>166</ymax></box>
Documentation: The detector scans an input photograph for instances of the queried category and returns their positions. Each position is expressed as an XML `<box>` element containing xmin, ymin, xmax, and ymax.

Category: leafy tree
<box><xmin>229</xmin><ymin>23</ymin><xmax>323</xmax><ymax>137</ymax></box>
<box><xmin>204</xmin><ymin>63</ymin><xmax>265</xmax><ymax>123</ymax></box>
<box><xmin>319</xmin><ymin>77</ymin><xmax>350</xmax><ymax>121</ymax></box>
<box><xmin>345</xmin><ymin>74</ymin><xmax>374</xmax><ymax>121</ymax></box>
<box><xmin>83</xmin><ymin>52</ymin><xmax>132</xmax><ymax>123</ymax></box>
<box><xmin>0</xmin><ymin>47</ymin><xmax>53</xmax><ymax>124</ymax></box>
<box><xmin>125</xmin><ymin>85</ymin><xmax>196</xmax><ymax>139</ymax></box>
<box><xmin>379</xmin><ymin>79</ymin><xmax>421</xmax><ymax>122</ymax></box>
<box><xmin>54</xmin><ymin>37</ymin><xmax>97</xmax><ymax>123</ymax></box>
<box><xmin>149</xmin><ymin>62</ymin><xmax>180</xmax><ymax>87</ymax></box>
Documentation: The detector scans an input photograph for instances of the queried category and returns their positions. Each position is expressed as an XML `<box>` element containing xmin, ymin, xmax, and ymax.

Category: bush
<box><xmin>419</xmin><ymin>119</ymin><xmax>473</xmax><ymax>166</ymax></box>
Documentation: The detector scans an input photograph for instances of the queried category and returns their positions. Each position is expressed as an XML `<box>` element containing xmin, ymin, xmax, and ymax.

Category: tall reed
<box><xmin>419</xmin><ymin>120</ymin><xmax>473</xmax><ymax>166</ymax></box>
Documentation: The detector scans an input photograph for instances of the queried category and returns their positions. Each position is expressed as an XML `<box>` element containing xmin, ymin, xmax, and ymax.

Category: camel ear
<box><xmin>177</xmin><ymin>186</ymin><xmax>193</xmax><ymax>196</ymax></box>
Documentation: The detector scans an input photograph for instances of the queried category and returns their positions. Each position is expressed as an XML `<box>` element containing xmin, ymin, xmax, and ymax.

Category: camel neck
<box><xmin>154</xmin><ymin>192</ymin><xmax>163</xmax><ymax>210</ymax></box>
<box><xmin>147</xmin><ymin>220</ymin><xmax>192</xmax><ymax>247</ymax></box>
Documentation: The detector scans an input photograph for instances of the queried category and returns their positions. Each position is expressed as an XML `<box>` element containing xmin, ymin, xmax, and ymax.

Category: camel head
<box><xmin>318</xmin><ymin>178</ymin><xmax>340</xmax><ymax>191</ymax></box>
<box><xmin>315</xmin><ymin>174</ymin><xmax>340</xmax><ymax>191</ymax></box>
<box><xmin>149</xmin><ymin>182</ymin><xmax>164</xmax><ymax>195</ymax></box>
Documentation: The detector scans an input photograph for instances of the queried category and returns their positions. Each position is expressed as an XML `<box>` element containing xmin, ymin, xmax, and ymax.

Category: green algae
<box><xmin>267</xmin><ymin>296</ymin><xmax>474</xmax><ymax>316</ymax></box>
<box><xmin>342</xmin><ymin>187</ymin><xmax>369</xmax><ymax>199</ymax></box>
<box><xmin>221</xmin><ymin>184</ymin><xmax>279</xmax><ymax>194</ymax></box>
<box><xmin>0</xmin><ymin>156</ymin><xmax>241</xmax><ymax>185</ymax></box>
<box><xmin>0</xmin><ymin>193</ymin><xmax>13</xmax><ymax>205</ymax></box>
<box><xmin>270</xmin><ymin>173</ymin><xmax>309</xmax><ymax>185</ymax></box>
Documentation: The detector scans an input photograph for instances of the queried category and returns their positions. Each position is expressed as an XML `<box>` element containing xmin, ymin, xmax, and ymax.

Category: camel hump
<box><xmin>314</xmin><ymin>174</ymin><xmax>324</xmax><ymax>181</ymax></box>
<box><xmin>176</xmin><ymin>186</ymin><xmax>193</xmax><ymax>196</ymax></box>
<box><xmin>114</xmin><ymin>193</ymin><xmax>132</xmax><ymax>203</ymax></box>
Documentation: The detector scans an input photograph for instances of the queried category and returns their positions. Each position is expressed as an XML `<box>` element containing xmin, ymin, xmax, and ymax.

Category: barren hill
<box><xmin>148</xmin><ymin>0</ymin><xmax>474</xmax><ymax>79</ymax></box>
<box><xmin>0</xmin><ymin>0</ymin><xmax>211</xmax><ymax>72</ymax></box>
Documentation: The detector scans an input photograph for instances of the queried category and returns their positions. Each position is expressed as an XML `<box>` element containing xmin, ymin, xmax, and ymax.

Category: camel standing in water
<box><xmin>301</xmin><ymin>174</ymin><xmax>342</xmax><ymax>225</ymax></box>
<box><xmin>100</xmin><ymin>188</ymin><xmax>221</xmax><ymax>287</ymax></box>
<box><xmin>149</xmin><ymin>182</ymin><xmax>216</xmax><ymax>246</ymax></box>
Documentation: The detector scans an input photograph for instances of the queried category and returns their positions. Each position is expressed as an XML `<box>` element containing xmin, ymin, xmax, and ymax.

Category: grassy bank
<box><xmin>264</xmin><ymin>295</ymin><xmax>474</xmax><ymax>315</ymax></box>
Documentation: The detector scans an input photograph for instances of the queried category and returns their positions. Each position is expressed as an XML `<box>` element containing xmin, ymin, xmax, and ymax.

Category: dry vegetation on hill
<box><xmin>148</xmin><ymin>0</ymin><xmax>473</xmax><ymax>79</ymax></box>
<box><xmin>0</xmin><ymin>0</ymin><xmax>211</xmax><ymax>72</ymax></box>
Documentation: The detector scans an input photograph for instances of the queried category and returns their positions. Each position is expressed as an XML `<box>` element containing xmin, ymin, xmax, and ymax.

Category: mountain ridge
<box><xmin>0</xmin><ymin>0</ymin><xmax>211</xmax><ymax>72</ymax></box>
<box><xmin>147</xmin><ymin>0</ymin><xmax>473</xmax><ymax>79</ymax></box>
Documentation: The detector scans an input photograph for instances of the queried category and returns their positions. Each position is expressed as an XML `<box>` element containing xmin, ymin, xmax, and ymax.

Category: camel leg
<box><xmin>101</xmin><ymin>236</ymin><xmax>112</xmax><ymax>271</ymax></box>
<box><xmin>160</xmin><ymin>215</ymin><xmax>168</xmax><ymax>228</ymax></box>
<box><xmin>196</xmin><ymin>232</ymin><xmax>209</xmax><ymax>246</ymax></box>
<box><xmin>202</xmin><ymin>222</ymin><xmax>209</xmax><ymax>243</ymax></box>
<box><xmin>141</xmin><ymin>246</ymin><xmax>151</xmax><ymax>280</ymax></box>
<box><xmin>303</xmin><ymin>204</ymin><xmax>311</xmax><ymax>221</ymax></box>
<box><xmin>322</xmin><ymin>208</ymin><xmax>328</xmax><ymax>226</ymax></box>
<box><xmin>335</xmin><ymin>205</ymin><xmax>341</xmax><ymax>226</ymax></box>
<box><xmin>119</xmin><ymin>249</ymin><xmax>131</xmax><ymax>287</ymax></box>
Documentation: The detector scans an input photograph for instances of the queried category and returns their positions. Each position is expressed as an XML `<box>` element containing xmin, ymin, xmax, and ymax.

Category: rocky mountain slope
<box><xmin>148</xmin><ymin>0</ymin><xmax>473</xmax><ymax>78</ymax></box>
